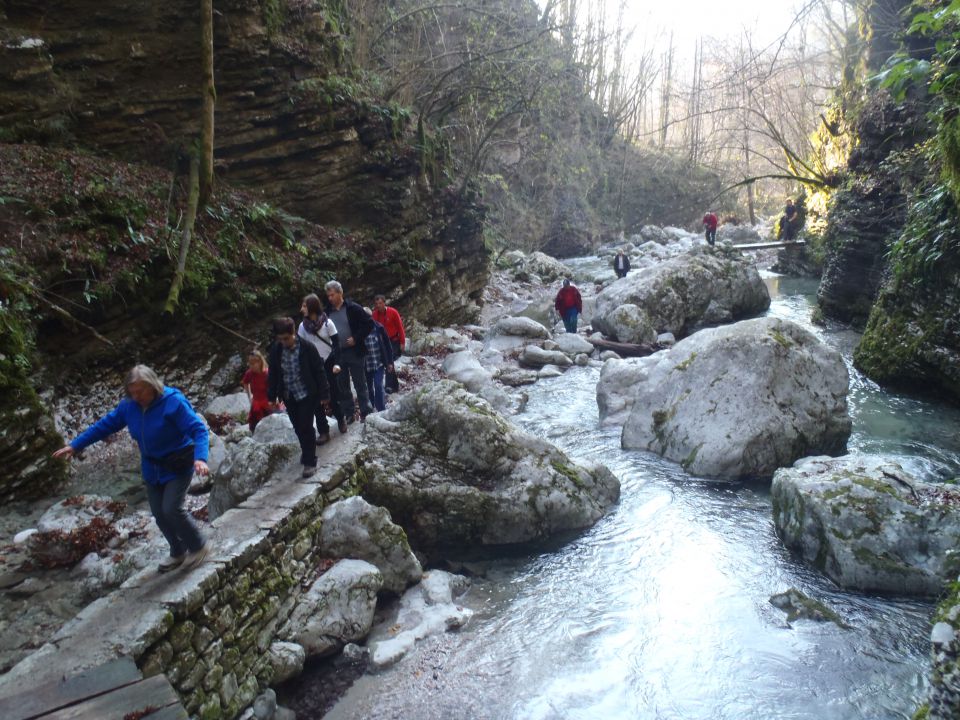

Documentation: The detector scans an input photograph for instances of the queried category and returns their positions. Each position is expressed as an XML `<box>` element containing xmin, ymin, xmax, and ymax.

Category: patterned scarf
<box><xmin>301</xmin><ymin>313</ymin><xmax>328</xmax><ymax>337</ymax></box>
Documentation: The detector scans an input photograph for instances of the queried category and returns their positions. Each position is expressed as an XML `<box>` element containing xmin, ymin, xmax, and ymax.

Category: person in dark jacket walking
<box><xmin>298</xmin><ymin>293</ymin><xmax>343</xmax><ymax>443</ymax></box>
<box><xmin>782</xmin><ymin>198</ymin><xmax>799</xmax><ymax>241</ymax></box>
<box><xmin>268</xmin><ymin>317</ymin><xmax>331</xmax><ymax>478</ymax></box>
<box><xmin>372</xmin><ymin>294</ymin><xmax>405</xmax><ymax>394</ymax></box>
<box><xmin>364</xmin><ymin>310</ymin><xmax>394</xmax><ymax>412</ymax></box>
<box><xmin>324</xmin><ymin>281</ymin><xmax>375</xmax><ymax>421</ymax></box>
<box><xmin>613</xmin><ymin>250</ymin><xmax>631</xmax><ymax>279</ymax></box>
<box><xmin>52</xmin><ymin>365</ymin><xmax>211</xmax><ymax>574</ymax></box>
<box><xmin>554</xmin><ymin>279</ymin><xmax>583</xmax><ymax>333</ymax></box>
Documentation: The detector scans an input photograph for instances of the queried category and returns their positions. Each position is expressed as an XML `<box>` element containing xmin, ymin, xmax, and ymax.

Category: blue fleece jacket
<box><xmin>70</xmin><ymin>387</ymin><xmax>209</xmax><ymax>485</ymax></box>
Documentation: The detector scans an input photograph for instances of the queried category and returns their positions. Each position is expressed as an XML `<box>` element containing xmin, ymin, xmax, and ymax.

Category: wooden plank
<box><xmin>0</xmin><ymin>657</ymin><xmax>142</xmax><ymax>720</ymax></box>
<box><xmin>39</xmin><ymin>674</ymin><xmax>181</xmax><ymax>720</ymax></box>
<box><xmin>733</xmin><ymin>240</ymin><xmax>807</xmax><ymax>250</ymax></box>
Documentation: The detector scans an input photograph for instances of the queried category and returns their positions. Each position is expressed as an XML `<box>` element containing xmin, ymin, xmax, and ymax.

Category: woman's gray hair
<box><xmin>324</xmin><ymin>280</ymin><xmax>343</xmax><ymax>294</ymax></box>
<box><xmin>125</xmin><ymin>365</ymin><xmax>164</xmax><ymax>396</ymax></box>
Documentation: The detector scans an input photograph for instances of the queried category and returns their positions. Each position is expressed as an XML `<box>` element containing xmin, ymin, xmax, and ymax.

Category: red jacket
<box><xmin>703</xmin><ymin>213</ymin><xmax>718</xmax><ymax>230</ymax></box>
<box><xmin>555</xmin><ymin>285</ymin><xmax>582</xmax><ymax>314</ymax></box>
<box><xmin>372</xmin><ymin>305</ymin><xmax>406</xmax><ymax>347</ymax></box>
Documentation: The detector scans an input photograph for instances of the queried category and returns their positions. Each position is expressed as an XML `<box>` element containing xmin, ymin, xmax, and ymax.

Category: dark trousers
<box><xmin>385</xmin><ymin>341</ymin><xmax>401</xmax><ymax>394</ymax></box>
<box><xmin>286</xmin><ymin>394</ymin><xmax>317</xmax><ymax>467</ymax></box>
<box><xmin>705</xmin><ymin>228</ymin><xmax>717</xmax><ymax>246</ymax></box>
<box><xmin>562</xmin><ymin>309</ymin><xmax>579</xmax><ymax>333</ymax></box>
<box><xmin>615</xmin><ymin>268</ymin><xmax>628</xmax><ymax>279</ymax></box>
<box><xmin>145</xmin><ymin>473</ymin><xmax>204</xmax><ymax>558</ymax></box>
<box><xmin>338</xmin><ymin>347</ymin><xmax>373</xmax><ymax>418</ymax></box>
<box><xmin>318</xmin><ymin>357</ymin><xmax>344</xmax><ymax>433</ymax></box>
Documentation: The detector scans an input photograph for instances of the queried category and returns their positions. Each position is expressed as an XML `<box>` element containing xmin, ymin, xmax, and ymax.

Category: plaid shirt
<box><xmin>364</xmin><ymin>332</ymin><xmax>384</xmax><ymax>373</ymax></box>
<box><xmin>281</xmin><ymin>342</ymin><xmax>309</xmax><ymax>402</ymax></box>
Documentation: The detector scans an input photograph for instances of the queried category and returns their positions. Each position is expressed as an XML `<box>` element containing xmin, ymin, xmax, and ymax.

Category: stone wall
<box><xmin>0</xmin><ymin>442</ymin><xmax>368</xmax><ymax>720</ymax></box>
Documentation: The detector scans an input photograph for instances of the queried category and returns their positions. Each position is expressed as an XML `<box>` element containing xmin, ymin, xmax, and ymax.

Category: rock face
<box><xmin>772</xmin><ymin>455</ymin><xmax>960</xmax><ymax>596</ymax></box>
<box><xmin>205</xmin><ymin>393</ymin><xmax>251</xmax><ymax>420</ymax></box>
<box><xmin>208</xmin><ymin>437</ymin><xmax>296</xmax><ymax>518</ymax></box>
<box><xmin>319</xmin><ymin>497</ymin><xmax>422</xmax><ymax>595</ymax></box>
<box><xmin>283</xmin><ymin>559</ymin><xmax>382</xmax><ymax>658</ymax></box>
<box><xmin>596</xmin><ymin>357</ymin><xmax>655</xmax><ymax>426</ymax></box>
<box><xmin>442</xmin><ymin>352</ymin><xmax>493</xmax><ymax>393</ymax></box>
<box><xmin>619</xmin><ymin>317</ymin><xmax>851</xmax><ymax>479</ymax></box>
<box><xmin>592</xmin><ymin>247</ymin><xmax>770</xmax><ymax>343</ymax></box>
<box><xmin>359</xmin><ymin>381</ymin><xmax>620</xmax><ymax>553</ymax></box>
<box><xmin>928</xmin><ymin>584</ymin><xmax>960</xmax><ymax>719</ymax></box>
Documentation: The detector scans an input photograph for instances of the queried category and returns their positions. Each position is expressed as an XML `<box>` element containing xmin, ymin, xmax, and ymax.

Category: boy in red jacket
<box><xmin>554</xmin><ymin>279</ymin><xmax>583</xmax><ymax>334</ymax></box>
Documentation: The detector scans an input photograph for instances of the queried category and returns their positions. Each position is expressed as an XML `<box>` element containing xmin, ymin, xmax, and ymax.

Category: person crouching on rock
<box><xmin>554</xmin><ymin>278</ymin><xmax>583</xmax><ymax>334</ymax></box>
<box><xmin>267</xmin><ymin>317</ymin><xmax>331</xmax><ymax>479</ymax></box>
<box><xmin>52</xmin><ymin>365</ymin><xmax>211</xmax><ymax>574</ymax></box>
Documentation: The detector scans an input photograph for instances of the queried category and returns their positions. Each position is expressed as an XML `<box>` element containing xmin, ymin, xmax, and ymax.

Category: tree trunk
<box><xmin>199</xmin><ymin>0</ymin><xmax>215</xmax><ymax>205</ymax></box>
<box><xmin>165</xmin><ymin>155</ymin><xmax>201</xmax><ymax>315</ymax></box>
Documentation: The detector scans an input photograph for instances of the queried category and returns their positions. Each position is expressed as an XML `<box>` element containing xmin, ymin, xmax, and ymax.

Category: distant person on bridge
<box><xmin>613</xmin><ymin>250</ymin><xmax>631</xmax><ymax>279</ymax></box>
<box><xmin>52</xmin><ymin>365</ymin><xmax>210</xmax><ymax>574</ymax></box>
<box><xmin>703</xmin><ymin>211</ymin><xmax>719</xmax><ymax>247</ymax></box>
<box><xmin>554</xmin><ymin>278</ymin><xmax>583</xmax><ymax>334</ymax></box>
<box><xmin>782</xmin><ymin>198</ymin><xmax>799</xmax><ymax>241</ymax></box>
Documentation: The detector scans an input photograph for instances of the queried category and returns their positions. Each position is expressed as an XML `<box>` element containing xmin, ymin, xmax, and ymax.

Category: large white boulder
<box><xmin>252</xmin><ymin>412</ymin><xmax>297</xmax><ymax>445</ymax></box>
<box><xmin>360</xmin><ymin>381</ymin><xmax>620</xmax><ymax>552</ymax></box>
<box><xmin>597</xmin><ymin>357</ymin><xmax>657</xmax><ymax>426</ymax></box>
<box><xmin>491</xmin><ymin>316</ymin><xmax>551</xmax><ymax>340</ymax></box>
<box><xmin>204</xmin><ymin>392</ymin><xmax>250</xmax><ymax>420</ymax></box>
<box><xmin>554</xmin><ymin>333</ymin><xmax>595</xmax><ymax>356</ymax></box>
<box><xmin>772</xmin><ymin>455</ymin><xmax>960</xmax><ymax>596</ymax></box>
<box><xmin>592</xmin><ymin>247</ymin><xmax>770</xmax><ymax>343</ymax></box>
<box><xmin>619</xmin><ymin>317</ymin><xmax>851</xmax><ymax>479</ymax></box>
<box><xmin>518</xmin><ymin>346</ymin><xmax>573</xmax><ymax>369</ymax></box>
<box><xmin>208</xmin><ymin>437</ymin><xmax>297</xmax><ymax>518</ymax></box>
<box><xmin>717</xmin><ymin>224</ymin><xmax>762</xmax><ymax>244</ymax></box>
<box><xmin>320</xmin><ymin>497</ymin><xmax>422</xmax><ymax>594</ymax></box>
<box><xmin>283</xmin><ymin>559</ymin><xmax>382</xmax><ymax>658</ymax></box>
<box><xmin>442</xmin><ymin>351</ymin><xmax>493</xmax><ymax>393</ymax></box>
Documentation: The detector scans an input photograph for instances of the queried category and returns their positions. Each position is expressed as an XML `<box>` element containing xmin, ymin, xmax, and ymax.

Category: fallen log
<box><xmin>588</xmin><ymin>337</ymin><xmax>659</xmax><ymax>358</ymax></box>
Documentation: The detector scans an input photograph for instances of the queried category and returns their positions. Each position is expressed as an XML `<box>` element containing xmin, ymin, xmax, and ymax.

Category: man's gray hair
<box><xmin>125</xmin><ymin>365</ymin><xmax>164</xmax><ymax>396</ymax></box>
<box><xmin>325</xmin><ymin>280</ymin><xmax>343</xmax><ymax>294</ymax></box>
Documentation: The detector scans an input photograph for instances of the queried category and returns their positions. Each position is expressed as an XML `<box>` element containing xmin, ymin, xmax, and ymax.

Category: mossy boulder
<box><xmin>358</xmin><ymin>380</ymin><xmax>620</xmax><ymax>554</ymax></box>
<box><xmin>592</xmin><ymin>246</ymin><xmax>770</xmax><ymax>342</ymax></box>
<box><xmin>772</xmin><ymin>455</ymin><xmax>960</xmax><ymax>596</ymax></box>
<box><xmin>617</xmin><ymin>317</ymin><xmax>851</xmax><ymax>479</ymax></box>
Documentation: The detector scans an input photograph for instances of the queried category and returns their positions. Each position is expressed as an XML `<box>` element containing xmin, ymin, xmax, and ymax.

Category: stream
<box><xmin>313</xmin><ymin>271</ymin><xmax>960</xmax><ymax>720</ymax></box>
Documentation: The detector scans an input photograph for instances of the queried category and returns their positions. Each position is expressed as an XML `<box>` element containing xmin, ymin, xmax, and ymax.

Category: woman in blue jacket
<box><xmin>52</xmin><ymin>365</ymin><xmax>210</xmax><ymax>573</ymax></box>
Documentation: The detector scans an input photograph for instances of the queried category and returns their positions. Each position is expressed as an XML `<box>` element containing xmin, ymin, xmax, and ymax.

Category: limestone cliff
<box><xmin>0</xmin><ymin>0</ymin><xmax>489</xmax><ymax>500</ymax></box>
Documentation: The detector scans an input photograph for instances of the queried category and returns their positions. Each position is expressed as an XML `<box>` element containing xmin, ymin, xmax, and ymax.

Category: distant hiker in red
<box><xmin>242</xmin><ymin>349</ymin><xmax>273</xmax><ymax>432</ymax></box>
<box><xmin>703</xmin><ymin>211</ymin><xmax>718</xmax><ymax>247</ymax></box>
<box><xmin>372</xmin><ymin>294</ymin><xmax>405</xmax><ymax>394</ymax></box>
<box><xmin>555</xmin><ymin>278</ymin><xmax>583</xmax><ymax>334</ymax></box>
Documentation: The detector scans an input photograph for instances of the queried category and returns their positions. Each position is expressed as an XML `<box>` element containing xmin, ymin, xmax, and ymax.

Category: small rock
<box><xmin>268</xmin><ymin>641</ymin><xmax>305</xmax><ymax>684</ymax></box>
<box><xmin>252</xmin><ymin>413</ymin><xmax>298</xmax><ymax>445</ymax></box>
<box><xmin>769</xmin><ymin>588</ymin><xmax>850</xmax><ymax>628</ymax></box>
<box><xmin>555</xmin><ymin>333</ymin><xmax>595</xmax><ymax>356</ymax></box>
<box><xmin>491</xmin><ymin>316</ymin><xmax>550</xmax><ymax>339</ymax></box>
<box><xmin>519</xmin><ymin>346</ymin><xmax>572</xmax><ymax>369</ymax></box>
<box><xmin>574</xmin><ymin>353</ymin><xmax>590</xmax><ymax>367</ymax></box>
<box><xmin>13</xmin><ymin>529</ymin><xmax>37</xmax><ymax>545</ymax></box>
<box><xmin>538</xmin><ymin>365</ymin><xmax>564</xmax><ymax>379</ymax></box>
<box><xmin>932</xmin><ymin>621</ymin><xmax>956</xmax><ymax>646</ymax></box>
<box><xmin>253</xmin><ymin>688</ymin><xmax>277</xmax><ymax>720</ymax></box>
<box><xmin>599</xmin><ymin>350</ymin><xmax>621</xmax><ymax>361</ymax></box>
<box><xmin>657</xmin><ymin>332</ymin><xmax>676</xmax><ymax>347</ymax></box>
<box><xmin>543</xmin><ymin>340</ymin><xmax>559</xmax><ymax>351</ymax></box>
<box><xmin>205</xmin><ymin>392</ymin><xmax>250</xmax><ymax>420</ymax></box>
<box><xmin>342</xmin><ymin>643</ymin><xmax>367</xmax><ymax>662</ymax></box>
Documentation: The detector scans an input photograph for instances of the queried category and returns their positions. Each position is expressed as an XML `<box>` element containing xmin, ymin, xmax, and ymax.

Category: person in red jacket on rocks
<box><xmin>703</xmin><ymin>211</ymin><xmax>719</xmax><ymax>247</ymax></box>
<box><xmin>372</xmin><ymin>294</ymin><xmax>405</xmax><ymax>394</ymax></box>
<box><xmin>554</xmin><ymin>278</ymin><xmax>583</xmax><ymax>334</ymax></box>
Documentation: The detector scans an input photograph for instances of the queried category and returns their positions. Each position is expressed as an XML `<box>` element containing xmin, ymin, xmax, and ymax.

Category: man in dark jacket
<box><xmin>268</xmin><ymin>317</ymin><xmax>330</xmax><ymax>478</ymax></box>
<box><xmin>613</xmin><ymin>250</ymin><xmax>631</xmax><ymax>279</ymax></box>
<box><xmin>325</xmin><ymin>280</ymin><xmax>375</xmax><ymax>421</ymax></box>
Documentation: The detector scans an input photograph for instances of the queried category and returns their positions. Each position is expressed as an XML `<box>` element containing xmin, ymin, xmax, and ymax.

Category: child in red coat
<box><xmin>242</xmin><ymin>349</ymin><xmax>273</xmax><ymax>432</ymax></box>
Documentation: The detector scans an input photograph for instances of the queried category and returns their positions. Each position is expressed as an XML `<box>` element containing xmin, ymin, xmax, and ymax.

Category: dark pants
<box><xmin>338</xmin><ymin>347</ymin><xmax>373</xmax><ymax>418</ymax></box>
<box><xmin>562</xmin><ymin>309</ymin><xmax>579</xmax><ymax>333</ymax></box>
<box><xmin>286</xmin><ymin>394</ymin><xmax>317</xmax><ymax>467</ymax></box>
<box><xmin>319</xmin><ymin>357</ymin><xmax>344</xmax><ymax>432</ymax></box>
<box><xmin>366</xmin><ymin>366</ymin><xmax>386</xmax><ymax>412</ymax></box>
<box><xmin>615</xmin><ymin>268</ymin><xmax>628</xmax><ymax>279</ymax></box>
<box><xmin>705</xmin><ymin>228</ymin><xmax>717</xmax><ymax>246</ymax></box>
<box><xmin>385</xmin><ymin>341</ymin><xmax>401</xmax><ymax>394</ymax></box>
<box><xmin>784</xmin><ymin>218</ymin><xmax>797</xmax><ymax>241</ymax></box>
<box><xmin>146</xmin><ymin>474</ymin><xmax>205</xmax><ymax>558</ymax></box>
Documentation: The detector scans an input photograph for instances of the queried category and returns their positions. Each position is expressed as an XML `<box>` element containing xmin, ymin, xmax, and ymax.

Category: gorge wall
<box><xmin>0</xmin><ymin>0</ymin><xmax>489</xmax><ymax>500</ymax></box>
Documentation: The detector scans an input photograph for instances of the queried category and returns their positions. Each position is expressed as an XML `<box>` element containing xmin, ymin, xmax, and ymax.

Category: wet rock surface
<box><xmin>617</xmin><ymin>317</ymin><xmax>851</xmax><ymax>479</ymax></box>
<box><xmin>773</xmin><ymin>454</ymin><xmax>960</xmax><ymax>596</ymax></box>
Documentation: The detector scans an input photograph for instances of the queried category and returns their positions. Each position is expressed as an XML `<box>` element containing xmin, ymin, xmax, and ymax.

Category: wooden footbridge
<box><xmin>0</xmin><ymin>657</ymin><xmax>186</xmax><ymax>720</ymax></box>
<box><xmin>731</xmin><ymin>240</ymin><xmax>806</xmax><ymax>251</ymax></box>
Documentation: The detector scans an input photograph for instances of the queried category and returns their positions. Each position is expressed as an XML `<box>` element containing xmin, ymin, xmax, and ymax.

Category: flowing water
<box><xmin>318</xmin><ymin>271</ymin><xmax>960</xmax><ymax>720</ymax></box>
